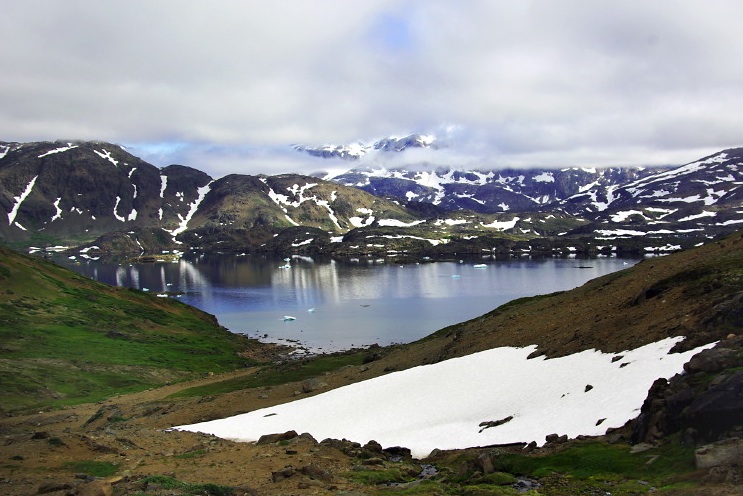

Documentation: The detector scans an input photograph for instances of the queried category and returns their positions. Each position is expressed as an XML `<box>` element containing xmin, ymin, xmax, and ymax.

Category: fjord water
<box><xmin>55</xmin><ymin>254</ymin><xmax>639</xmax><ymax>352</ymax></box>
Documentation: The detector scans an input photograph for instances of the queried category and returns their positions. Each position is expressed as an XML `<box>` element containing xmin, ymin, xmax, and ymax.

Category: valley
<box><xmin>0</xmin><ymin>229</ymin><xmax>741</xmax><ymax>494</ymax></box>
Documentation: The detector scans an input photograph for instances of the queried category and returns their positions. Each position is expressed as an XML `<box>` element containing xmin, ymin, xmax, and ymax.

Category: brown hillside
<box><xmin>386</xmin><ymin>230</ymin><xmax>743</xmax><ymax>366</ymax></box>
<box><xmin>0</xmin><ymin>231</ymin><xmax>741</xmax><ymax>495</ymax></box>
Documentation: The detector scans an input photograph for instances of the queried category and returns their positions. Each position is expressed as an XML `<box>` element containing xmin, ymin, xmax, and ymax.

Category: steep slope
<box><xmin>175</xmin><ymin>173</ymin><xmax>421</xmax><ymax>252</ymax></box>
<box><xmin>560</xmin><ymin>148</ymin><xmax>743</xmax><ymax>241</ymax></box>
<box><xmin>3</xmin><ymin>139</ymin><xmax>741</xmax><ymax>259</ymax></box>
<box><xmin>0</xmin><ymin>141</ymin><xmax>423</xmax><ymax>254</ymax></box>
<box><xmin>0</xmin><ymin>245</ymin><xmax>265</xmax><ymax>414</ymax></box>
<box><xmin>333</xmin><ymin>165</ymin><xmax>656</xmax><ymax>214</ymax></box>
<box><xmin>0</xmin><ymin>141</ymin><xmax>212</xmax><ymax>247</ymax></box>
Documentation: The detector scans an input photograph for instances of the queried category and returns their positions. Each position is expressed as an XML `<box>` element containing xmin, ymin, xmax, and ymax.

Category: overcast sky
<box><xmin>3</xmin><ymin>1</ymin><xmax>742</xmax><ymax>177</ymax></box>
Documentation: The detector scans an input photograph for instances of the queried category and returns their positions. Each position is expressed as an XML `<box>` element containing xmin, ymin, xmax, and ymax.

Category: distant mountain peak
<box><xmin>293</xmin><ymin>133</ymin><xmax>437</xmax><ymax>160</ymax></box>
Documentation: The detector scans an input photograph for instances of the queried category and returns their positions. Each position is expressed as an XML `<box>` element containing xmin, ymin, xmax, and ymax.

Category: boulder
<box><xmin>301</xmin><ymin>378</ymin><xmax>327</xmax><ymax>393</ymax></box>
<box><xmin>256</xmin><ymin>430</ymin><xmax>298</xmax><ymax>445</ymax></box>
<box><xmin>695</xmin><ymin>438</ymin><xmax>743</xmax><ymax>469</ymax></box>
<box><xmin>684</xmin><ymin>371</ymin><xmax>743</xmax><ymax>441</ymax></box>
<box><xmin>299</xmin><ymin>463</ymin><xmax>332</xmax><ymax>482</ymax></box>
<box><xmin>271</xmin><ymin>466</ymin><xmax>295</xmax><ymax>483</ymax></box>
<box><xmin>683</xmin><ymin>348</ymin><xmax>737</xmax><ymax>373</ymax></box>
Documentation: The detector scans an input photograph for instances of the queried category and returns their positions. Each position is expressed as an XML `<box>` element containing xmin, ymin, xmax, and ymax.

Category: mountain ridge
<box><xmin>1</xmin><ymin>139</ymin><xmax>742</xmax><ymax>258</ymax></box>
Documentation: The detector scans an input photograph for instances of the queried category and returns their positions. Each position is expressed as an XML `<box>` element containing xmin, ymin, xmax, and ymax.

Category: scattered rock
<box><xmin>256</xmin><ymin>430</ymin><xmax>298</xmax><ymax>445</ymax></box>
<box><xmin>361</xmin><ymin>440</ymin><xmax>383</xmax><ymax>457</ymax></box>
<box><xmin>299</xmin><ymin>463</ymin><xmax>332</xmax><ymax>482</ymax></box>
<box><xmin>684</xmin><ymin>348</ymin><xmax>737</xmax><ymax>374</ymax></box>
<box><xmin>301</xmin><ymin>378</ymin><xmax>326</xmax><ymax>393</ymax></box>
<box><xmin>271</xmin><ymin>466</ymin><xmax>295</xmax><ymax>483</ymax></box>
<box><xmin>77</xmin><ymin>480</ymin><xmax>113</xmax><ymax>496</ymax></box>
<box><xmin>478</xmin><ymin>415</ymin><xmax>514</xmax><ymax>433</ymax></box>
<box><xmin>544</xmin><ymin>433</ymin><xmax>567</xmax><ymax>444</ymax></box>
<box><xmin>685</xmin><ymin>371</ymin><xmax>743</xmax><ymax>441</ymax></box>
<box><xmin>36</xmin><ymin>481</ymin><xmax>73</xmax><ymax>494</ymax></box>
<box><xmin>476</xmin><ymin>452</ymin><xmax>495</xmax><ymax>474</ymax></box>
<box><xmin>695</xmin><ymin>437</ymin><xmax>743</xmax><ymax>469</ymax></box>
<box><xmin>383</xmin><ymin>446</ymin><xmax>412</xmax><ymax>461</ymax></box>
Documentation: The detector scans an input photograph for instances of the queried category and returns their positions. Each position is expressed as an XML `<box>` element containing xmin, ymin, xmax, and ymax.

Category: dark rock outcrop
<box><xmin>631</xmin><ymin>336</ymin><xmax>743</xmax><ymax>446</ymax></box>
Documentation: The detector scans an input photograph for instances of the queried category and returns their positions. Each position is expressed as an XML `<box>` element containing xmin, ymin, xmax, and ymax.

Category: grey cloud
<box><xmin>2</xmin><ymin>0</ymin><xmax>742</xmax><ymax>177</ymax></box>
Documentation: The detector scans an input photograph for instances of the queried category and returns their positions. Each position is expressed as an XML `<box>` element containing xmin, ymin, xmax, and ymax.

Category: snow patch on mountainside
<box><xmin>7</xmin><ymin>175</ymin><xmax>39</xmax><ymax>225</ymax></box>
<box><xmin>378</xmin><ymin>219</ymin><xmax>426</xmax><ymax>227</ymax></box>
<box><xmin>159</xmin><ymin>175</ymin><xmax>168</xmax><ymax>198</ymax></box>
<box><xmin>481</xmin><ymin>217</ymin><xmax>519</xmax><ymax>230</ymax></box>
<box><xmin>174</xmin><ymin>337</ymin><xmax>713</xmax><ymax>458</ymax></box>
<box><xmin>94</xmin><ymin>148</ymin><xmax>119</xmax><ymax>167</ymax></box>
<box><xmin>51</xmin><ymin>198</ymin><xmax>63</xmax><ymax>222</ymax></box>
<box><xmin>165</xmin><ymin>182</ymin><xmax>212</xmax><ymax>238</ymax></box>
<box><xmin>349</xmin><ymin>208</ymin><xmax>375</xmax><ymax>228</ymax></box>
<box><xmin>38</xmin><ymin>143</ymin><xmax>78</xmax><ymax>158</ymax></box>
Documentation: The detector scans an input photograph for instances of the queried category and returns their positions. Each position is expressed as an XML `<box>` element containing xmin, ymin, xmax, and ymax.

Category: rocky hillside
<box><xmin>0</xmin><ymin>141</ymin><xmax>211</xmax><ymax>248</ymax></box>
<box><xmin>333</xmin><ymin>163</ymin><xmax>656</xmax><ymax>213</ymax></box>
<box><xmin>560</xmin><ymin>148</ymin><xmax>743</xmax><ymax>241</ymax></box>
<box><xmin>0</xmin><ymin>231</ymin><xmax>740</xmax><ymax>494</ymax></box>
<box><xmin>0</xmin><ymin>141</ymin><xmax>416</xmax><ymax>254</ymax></box>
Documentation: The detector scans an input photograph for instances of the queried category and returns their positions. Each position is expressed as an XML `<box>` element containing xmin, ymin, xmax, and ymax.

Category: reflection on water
<box><xmin>55</xmin><ymin>253</ymin><xmax>640</xmax><ymax>352</ymax></box>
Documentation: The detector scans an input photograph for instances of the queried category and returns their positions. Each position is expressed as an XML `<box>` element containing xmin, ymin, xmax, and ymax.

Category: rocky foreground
<box><xmin>0</xmin><ymin>231</ymin><xmax>742</xmax><ymax>495</ymax></box>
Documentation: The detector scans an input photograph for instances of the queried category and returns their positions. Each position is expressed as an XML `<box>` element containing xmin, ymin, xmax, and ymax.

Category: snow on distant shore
<box><xmin>173</xmin><ymin>337</ymin><xmax>713</xmax><ymax>458</ymax></box>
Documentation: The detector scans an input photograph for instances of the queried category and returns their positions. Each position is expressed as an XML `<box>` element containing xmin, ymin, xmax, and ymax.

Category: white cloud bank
<box><xmin>174</xmin><ymin>337</ymin><xmax>713</xmax><ymax>458</ymax></box>
<box><xmin>2</xmin><ymin>1</ymin><xmax>742</xmax><ymax>176</ymax></box>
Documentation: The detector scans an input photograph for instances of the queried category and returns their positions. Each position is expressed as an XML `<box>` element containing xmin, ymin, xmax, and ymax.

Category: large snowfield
<box><xmin>174</xmin><ymin>337</ymin><xmax>714</xmax><ymax>458</ymax></box>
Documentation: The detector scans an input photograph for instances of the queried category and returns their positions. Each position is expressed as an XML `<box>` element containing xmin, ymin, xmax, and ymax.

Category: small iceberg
<box><xmin>283</xmin><ymin>316</ymin><xmax>297</xmax><ymax>322</ymax></box>
<box><xmin>308</xmin><ymin>308</ymin><xmax>315</xmax><ymax>313</ymax></box>
<box><xmin>473</xmin><ymin>264</ymin><xmax>487</xmax><ymax>268</ymax></box>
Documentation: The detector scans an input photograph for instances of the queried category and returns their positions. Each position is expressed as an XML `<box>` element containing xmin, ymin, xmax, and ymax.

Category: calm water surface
<box><xmin>54</xmin><ymin>254</ymin><xmax>640</xmax><ymax>352</ymax></box>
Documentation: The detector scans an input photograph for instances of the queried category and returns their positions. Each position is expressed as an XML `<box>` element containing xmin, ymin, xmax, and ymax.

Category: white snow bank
<box><xmin>173</xmin><ymin>337</ymin><xmax>713</xmax><ymax>458</ymax></box>
<box><xmin>481</xmin><ymin>217</ymin><xmax>519</xmax><ymax>230</ymax></box>
<box><xmin>7</xmin><ymin>175</ymin><xmax>38</xmax><ymax>225</ymax></box>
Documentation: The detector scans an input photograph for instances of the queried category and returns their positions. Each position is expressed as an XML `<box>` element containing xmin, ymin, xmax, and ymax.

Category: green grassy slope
<box><xmin>0</xmin><ymin>247</ymin><xmax>259</xmax><ymax>413</ymax></box>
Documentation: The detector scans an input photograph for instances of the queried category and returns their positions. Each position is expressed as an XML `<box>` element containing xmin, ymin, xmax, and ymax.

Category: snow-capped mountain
<box><xmin>0</xmin><ymin>140</ymin><xmax>416</xmax><ymax>252</ymax></box>
<box><xmin>556</xmin><ymin>148</ymin><xmax>743</xmax><ymax>242</ymax></box>
<box><xmin>293</xmin><ymin>133</ymin><xmax>436</xmax><ymax>160</ymax></box>
<box><xmin>295</xmin><ymin>133</ymin><xmax>670</xmax><ymax>214</ymax></box>
<box><xmin>1</xmin><ymin>139</ymin><xmax>741</xmax><ymax>257</ymax></box>
<box><xmin>332</xmin><ymin>165</ymin><xmax>657</xmax><ymax>214</ymax></box>
<box><xmin>0</xmin><ymin>140</ymin><xmax>212</xmax><ymax>244</ymax></box>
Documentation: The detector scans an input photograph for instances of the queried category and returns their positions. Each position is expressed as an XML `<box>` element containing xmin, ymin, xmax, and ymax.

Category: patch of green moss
<box><xmin>345</xmin><ymin>467</ymin><xmax>415</xmax><ymax>485</ymax></box>
<box><xmin>492</xmin><ymin>439</ymin><xmax>696</xmax><ymax>489</ymax></box>
<box><xmin>139</xmin><ymin>475</ymin><xmax>234</xmax><ymax>495</ymax></box>
<box><xmin>62</xmin><ymin>460</ymin><xmax>118</xmax><ymax>477</ymax></box>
